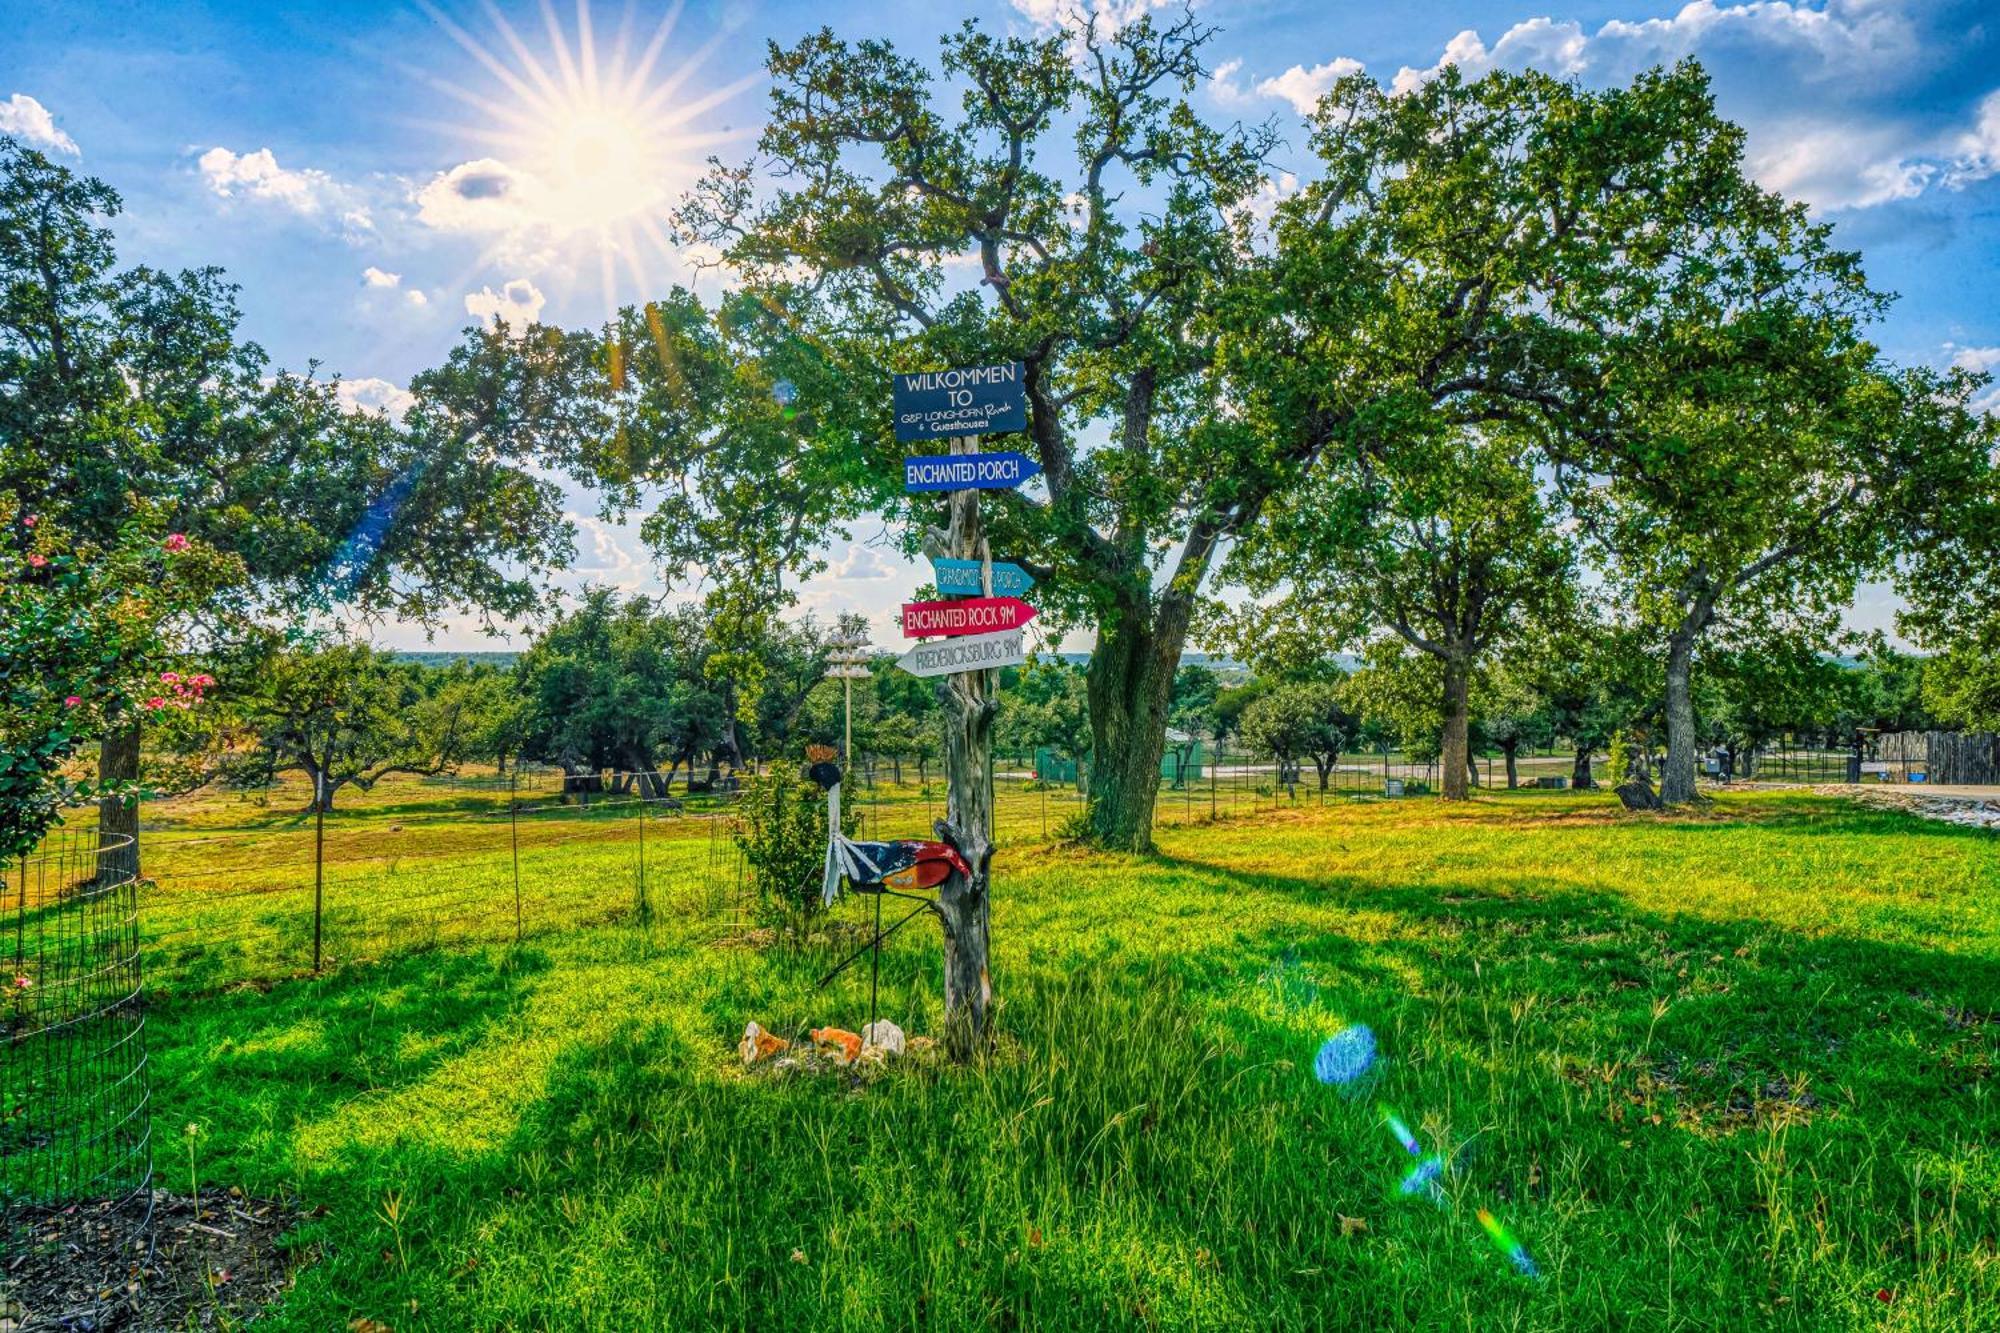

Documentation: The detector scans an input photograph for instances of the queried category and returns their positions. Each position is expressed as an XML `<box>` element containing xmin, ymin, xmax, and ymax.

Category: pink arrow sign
<box><xmin>901</xmin><ymin>595</ymin><xmax>1037</xmax><ymax>639</ymax></box>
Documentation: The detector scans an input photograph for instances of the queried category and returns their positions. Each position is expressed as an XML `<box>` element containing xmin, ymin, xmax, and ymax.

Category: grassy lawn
<box><xmin>129</xmin><ymin>787</ymin><xmax>2000</xmax><ymax>1329</ymax></box>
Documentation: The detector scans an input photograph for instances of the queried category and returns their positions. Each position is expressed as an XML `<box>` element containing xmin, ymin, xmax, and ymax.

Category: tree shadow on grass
<box><xmin>148</xmin><ymin>946</ymin><xmax>551</xmax><ymax>1189</ymax></box>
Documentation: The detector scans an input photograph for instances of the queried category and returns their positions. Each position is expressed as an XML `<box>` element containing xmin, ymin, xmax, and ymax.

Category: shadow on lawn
<box><xmin>1157</xmin><ymin>853</ymin><xmax>1999</xmax><ymax>1136</ymax></box>
<box><xmin>150</xmin><ymin>947</ymin><xmax>550</xmax><ymax>1179</ymax></box>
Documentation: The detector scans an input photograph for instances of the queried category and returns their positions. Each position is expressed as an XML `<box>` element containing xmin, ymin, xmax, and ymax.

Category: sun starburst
<box><xmin>411</xmin><ymin>0</ymin><xmax>760</xmax><ymax>314</ymax></box>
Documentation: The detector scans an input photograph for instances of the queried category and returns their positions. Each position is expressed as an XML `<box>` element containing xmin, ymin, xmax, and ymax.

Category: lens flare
<box><xmin>1477</xmin><ymin>1208</ymin><xmax>1541</xmax><ymax>1278</ymax></box>
<box><xmin>1399</xmin><ymin>1155</ymin><xmax>1446</xmax><ymax>1197</ymax></box>
<box><xmin>1380</xmin><ymin>1105</ymin><xmax>1421</xmax><ymax>1157</ymax></box>
<box><xmin>325</xmin><ymin>464</ymin><xmax>423</xmax><ymax>599</ymax></box>
<box><xmin>1314</xmin><ymin>1024</ymin><xmax>1377</xmax><ymax>1086</ymax></box>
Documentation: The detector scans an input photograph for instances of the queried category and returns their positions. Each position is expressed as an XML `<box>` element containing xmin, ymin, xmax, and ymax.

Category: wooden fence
<box><xmin>1874</xmin><ymin>731</ymin><xmax>2000</xmax><ymax>785</ymax></box>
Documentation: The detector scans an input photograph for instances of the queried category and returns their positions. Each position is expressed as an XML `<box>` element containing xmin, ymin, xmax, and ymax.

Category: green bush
<box><xmin>733</xmin><ymin>762</ymin><xmax>856</xmax><ymax>929</ymax></box>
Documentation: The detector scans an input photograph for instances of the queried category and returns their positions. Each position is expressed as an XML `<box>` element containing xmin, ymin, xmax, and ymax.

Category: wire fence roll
<box><xmin>3</xmin><ymin>830</ymin><xmax>153</xmax><ymax>1226</ymax></box>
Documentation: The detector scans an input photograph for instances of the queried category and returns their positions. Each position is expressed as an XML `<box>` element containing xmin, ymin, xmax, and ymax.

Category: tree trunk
<box><xmin>1660</xmin><ymin>627</ymin><xmax>1701</xmax><ymax>805</ymax></box>
<box><xmin>1316</xmin><ymin>756</ymin><xmax>1333</xmax><ymax>791</ymax></box>
<box><xmin>891</xmin><ymin>755</ymin><xmax>902</xmax><ymax>784</ymax></box>
<box><xmin>1084</xmin><ymin>591</ymin><xmax>1189</xmax><ymax>852</ymax></box>
<box><xmin>302</xmin><ymin>765</ymin><xmax>340</xmax><ymax>814</ymax></box>
<box><xmin>96</xmin><ymin>722</ymin><xmax>142</xmax><ymax>883</ymax></box>
<box><xmin>1503</xmin><ymin>743</ymin><xmax>1519</xmax><ymax>790</ymax></box>
<box><xmin>1572</xmin><ymin>748</ymin><xmax>1593</xmax><ymax>789</ymax></box>
<box><xmin>935</xmin><ymin>440</ymin><xmax>996</xmax><ymax>1061</ymax></box>
<box><xmin>1439</xmin><ymin>657</ymin><xmax>1473</xmax><ymax>801</ymax></box>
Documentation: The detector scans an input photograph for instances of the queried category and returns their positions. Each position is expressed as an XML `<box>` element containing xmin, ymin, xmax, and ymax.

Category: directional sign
<box><xmin>903</xmin><ymin>451</ymin><xmax>1041</xmax><ymax>492</ymax></box>
<box><xmin>896</xmin><ymin>627</ymin><xmax>1029</xmax><ymax>678</ymax></box>
<box><xmin>902</xmin><ymin>596</ymin><xmax>1037</xmax><ymax>639</ymax></box>
<box><xmin>893</xmin><ymin>363</ymin><xmax>1026</xmax><ymax>442</ymax></box>
<box><xmin>931</xmin><ymin>557</ymin><xmax>1035</xmax><ymax>598</ymax></box>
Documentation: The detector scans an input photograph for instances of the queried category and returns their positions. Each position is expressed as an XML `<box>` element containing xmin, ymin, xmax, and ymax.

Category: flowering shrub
<box><xmin>0</xmin><ymin>495</ymin><xmax>240</xmax><ymax>861</ymax></box>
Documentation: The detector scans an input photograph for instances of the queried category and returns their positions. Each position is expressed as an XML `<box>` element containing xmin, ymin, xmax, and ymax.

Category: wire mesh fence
<box><xmin>3</xmin><ymin>830</ymin><xmax>152</xmax><ymax>1227</ymax></box>
<box><xmin>106</xmin><ymin>750</ymin><xmax>1473</xmax><ymax>998</ymax></box>
<box><xmin>15</xmin><ymin>741</ymin><xmax>1635</xmax><ymax>1013</ymax></box>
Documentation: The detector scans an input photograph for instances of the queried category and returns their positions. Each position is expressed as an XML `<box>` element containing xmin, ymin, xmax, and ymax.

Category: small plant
<box><xmin>733</xmin><ymin>761</ymin><xmax>856</xmax><ymax>930</ymax></box>
<box><xmin>183</xmin><ymin>1120</ymin><xmax>204</xmax><ymax>1213</ymax></box>
<box><xmin>379</xmin><ymin>1188</ymin><xmax>411</xmax><ymax>1273</ymax></box>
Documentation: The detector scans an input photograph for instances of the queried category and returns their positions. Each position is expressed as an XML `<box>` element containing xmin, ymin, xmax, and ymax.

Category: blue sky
<box><xmin>4</xmin><ymin>0</ymin><xmax>1997</xmax><ymax>652</ymax></box>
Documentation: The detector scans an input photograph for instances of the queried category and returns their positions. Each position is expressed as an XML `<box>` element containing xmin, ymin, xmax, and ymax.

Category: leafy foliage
<box><xmin>1236</xmin><ymin>680</ymin><xmax>1356</xmax><ymax>790</ymax></box>
<box><xmin>224</xmin><ymin>642</ymin><xmax>483</xmax><ymax>811</ymax></box>
<box><xmin>0</xmin><ymin>497</ymin><xmax>238</xmax><ymax>857</ymax></box>
<box><xmin>732</xmin><ymin>761</ymin><xmax>854</xmax><ymax>928</ymax></box>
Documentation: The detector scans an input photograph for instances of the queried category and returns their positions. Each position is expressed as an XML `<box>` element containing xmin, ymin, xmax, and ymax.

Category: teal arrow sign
<box><xmin>931</xmin><ymin>558</ymin><xmax>1035</xmax><ymax>598</ymax></box>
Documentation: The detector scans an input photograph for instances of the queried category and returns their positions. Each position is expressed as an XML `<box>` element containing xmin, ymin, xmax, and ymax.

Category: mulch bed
<box><xmin>2</xmin><ymin>1188</ymin><xmax>309</xmax><ymax>1331</ymax></box>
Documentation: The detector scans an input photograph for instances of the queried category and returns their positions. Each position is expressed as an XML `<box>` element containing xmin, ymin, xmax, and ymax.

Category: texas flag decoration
<box><xmin>901</xmin><ymin>595</ymin><xmax>1037</xmax><ymax>638</ymax></box>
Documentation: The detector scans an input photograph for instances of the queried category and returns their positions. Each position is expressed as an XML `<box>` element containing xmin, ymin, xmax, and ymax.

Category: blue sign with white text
<box><xmin>932</xmin><ymin>558</ymin><xmax>1036</xmax><ymax>597</ymax></box>
<box><xmin>903</xmin><ymin>451</ymin><xmax>1042</xmax><ymax>492</ymax></box>
<box><xmin>893</xmin><ymin>363</ymin><xmax>1027</xmax><ymax>442</ymax></box>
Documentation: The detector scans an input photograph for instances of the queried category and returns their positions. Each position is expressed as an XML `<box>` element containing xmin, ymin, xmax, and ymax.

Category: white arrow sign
<box><xmin>895</xmin><ymin>627</ymin><xmax>1028</xmax><ymax>678</ymax></box>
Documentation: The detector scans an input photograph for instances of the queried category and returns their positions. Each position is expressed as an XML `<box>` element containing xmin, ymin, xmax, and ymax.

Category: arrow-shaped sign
<box><xmin>931</xmin><ymin>557</ymin><xmax>1035</xmax><ymax>598</ymax></box>
<box><xmin>896</xmin><ymin>627</ymin><xmax>1029</xmax><ymax>678</ymax></box>
<box><xmin>902</xmin><ymin>595</ymin><xmax>1037</xmax><ymax>639</ymax></box>
<box><xmin>903</xmin><ymin>451</ymin><xmax>1042</xmax><ymax>493</ymax></box>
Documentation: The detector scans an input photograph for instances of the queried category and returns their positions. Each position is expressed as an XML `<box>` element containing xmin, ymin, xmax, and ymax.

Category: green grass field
<box><xmin>65</xmin><ymin>780</ymin><xmax>2000</xmax><ymax>1327</ymax></box>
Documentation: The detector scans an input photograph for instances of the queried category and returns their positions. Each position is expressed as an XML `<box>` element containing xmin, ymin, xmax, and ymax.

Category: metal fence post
<box><xmin>510</xmin><ymin>772</ymin><xmax>522</xmax><ymax>943</ymax></box>
<box><xmin>312</xmin><ymin>768</ymin><xmax>325</xmax><ymax>974</ymax></box>
<box><xmin>636</xmin><ymin>775</ymin><xmax>650</xmax><ymax>922</ymax></box>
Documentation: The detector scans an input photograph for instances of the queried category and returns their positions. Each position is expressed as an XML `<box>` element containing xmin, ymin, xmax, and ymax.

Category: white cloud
<box><xmin>1210</xmin><ymin>59</ymin><xmax>1250</xmax><ymax>106</ymax></box>
<box><xmin>1749</xmin><ymin>122</ymin><xmax>1938</xmax><ymax>211</ymax></box>
<box><xmin>568</xmin><ymin>514</ymin><xmax>646</xmax><ymax>579</ymax></box>
<box><xmin>1257</xmin><ymin>58</ymin><xmax>1367</xmax><ymax>116</ymax></box>
<box><xmin>1394</xmin><ymin>3</ymin><xmax>1916</xmax><ymax>95</ymax></box>
<box><xmin>362</xmin><ymin>266</ymin><xmax>400</xmax><ymax>288</ymax></box>
<box><xmin>405</xmin><ymin>289</ymin><xmax>429</xmax><ymax>308</ymax></box>
<box><xmin>1948</xmin><ymin>344</ymin><xmax>2000</xmax><ymax>417</ymax></box>
<box><xmin>334</xmin><ymin>377</ymin><xmax>417</xmax><ymax>424</ymax></box>
<box><xmin>1377</xmin><ymin>3</ymin><xmax>1982</xmax><ymax>213</ymax></box>
<box><xmin>464</xmin><ymin>278</ymin><xmax>546</xmax><ymax>333</ymax></box>
<box><xmin>1949</xmin><ymin>344</ymin><xmax>2000</xmax><ymax>375</ymax></box>
<box><xmin>1947</xmin><ymin>89</ymin><xmax>2000</xmax><ymax>188</ymax></box>
<box><xmin>414</xmin><ymin>157</ymin><xmax>543</xmax><ymax>234</ymax></box>
<box><xmin>1007</xmin><ymin>0</ymin><xmax>1176</xmax><ymax>35</ymax></box>
<box><xmin>0</xmin><ymin>93</ymin><xmax>79</xmax><ymax>156</ymax></box>
<box><xmin>830</xmin><ymin>544</ymin><xmax>897</xmax><ymax>581</ymax></box>
<box><xmin>197</xmin><ymin>146</ymin><xmax>342</xmax><ymax>215</ymax></box>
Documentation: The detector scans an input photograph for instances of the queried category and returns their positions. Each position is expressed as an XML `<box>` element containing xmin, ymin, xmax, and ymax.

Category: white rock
<box><xmin>860</xmin><ymin>1019</ymin><xmax>905</xmax><ymax>1057</ymax></box>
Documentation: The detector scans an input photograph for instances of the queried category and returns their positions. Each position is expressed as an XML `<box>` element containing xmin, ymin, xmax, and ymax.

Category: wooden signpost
<box><xmin>893</xmin><ymin>627</ymin><xmax>1031</xmax><ymax>678</ymax></box>
<box><xmin>902</xmin><ymin>451</ymin><xmax>1042</xmax><ymax>492</ymax></box>
<box><xmin>891</xmin><ymin>361</ymin><xmax>1038</xmax><ymax>1058</ymax></box>
<box><xmin>931</xmin><ymin>557</ymin><xmax>1034</xmax><ymax>598</ymax></box>
<box><xmin>893</xmin><ymin>361</ymin><xmax>1027</xmax><ymax>441</ymax></box>
<box><xmin>901</xmin><ymin>596</ymin><xmax>1036</xmax><ymax>638</ymax></box>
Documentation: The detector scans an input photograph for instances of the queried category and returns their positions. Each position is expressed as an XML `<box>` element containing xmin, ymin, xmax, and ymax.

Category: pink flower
<box><xmin>191</xmin><ymin>673</ymin><xmax>215</xmax><ymax>688</ymax></box>
<box><xmin>142</xmin><ymin>696</ymin><xmax>166</xmax><ymax>711</ymax></box>
<box><xmin>21</xmin><ymin>515</ymin><xmax>35</xmax><ymax>528</ymax></box>
<box><xmin>161</xmin><ymin>671</ymin><xmax>181</xmax><ymax>684</ymax></box>
<box><xmin>26</xmin><ymin>553</ymin><xmax>46</xmax><ymax>568</ymax></box>
<box><xmin>64</xmin><ymin>695</ymin><xmax>82</xmax><ymax>708</ymax></box>
<box><xmin>11</xmin><ymin>975</ymin><xmax>29</xmax><ymax>989</ymax></box>
<box><xmin>163</xmin><ymin>533</ymin><xmax>190</xmax><ymax>553</ymax></box>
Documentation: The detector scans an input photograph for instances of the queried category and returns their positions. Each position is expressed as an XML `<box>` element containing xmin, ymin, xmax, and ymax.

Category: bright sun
<box><xmin>417</xmin><ymin>0</ymin><xmax>759</xmax><ymax>310</ymax></box>
<box><xmin>533</xmin><ymin>98</ymin><xmax>662</xmax><ymax>230</ymax></box>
